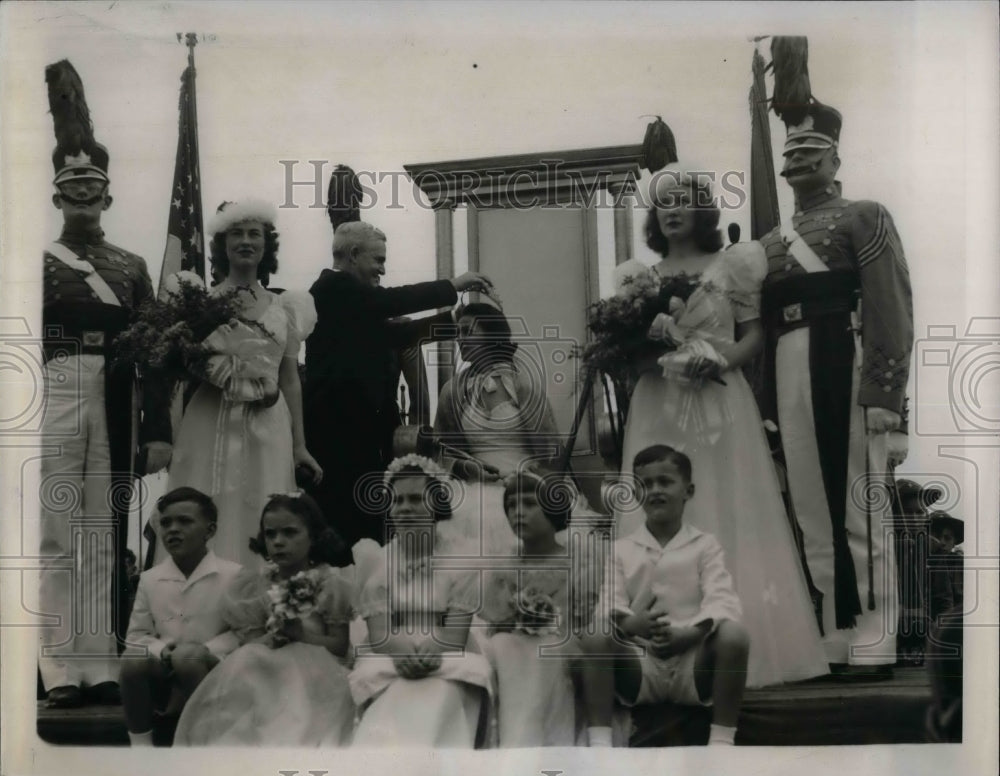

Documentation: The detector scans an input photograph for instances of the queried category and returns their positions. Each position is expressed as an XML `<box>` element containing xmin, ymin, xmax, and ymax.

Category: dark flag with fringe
<box><xmin>749</xmin><ymin>48</ymin><xmax>780</xmax><ymax>240</ymax></box>
<box><xmin>158</xmin><ymin>63</ymin><xmax>205</xmax><ymax>293</ymax></box>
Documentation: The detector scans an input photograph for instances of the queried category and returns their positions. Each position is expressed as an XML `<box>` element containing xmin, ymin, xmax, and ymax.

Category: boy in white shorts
<box><xmin>580</xmin><ymin>444</ymin><xmax>749</xmax><ymax>746</ymax></box>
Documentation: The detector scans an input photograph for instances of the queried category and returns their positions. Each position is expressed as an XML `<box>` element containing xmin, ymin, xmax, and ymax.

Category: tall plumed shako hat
<box><xmin>767</xmin><ymin>36</ymin><xmax>843</xmax><ymax>156</ymax></box>
<box><xmin>46</xmin><ymin>60</ymin><xmax>110</xmax><ymax>186</ymax></box>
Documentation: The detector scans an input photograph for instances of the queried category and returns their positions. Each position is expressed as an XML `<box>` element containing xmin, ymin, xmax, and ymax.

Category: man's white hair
<box><xmin>333</xmin><ymin>221</ymin><xmax>386</xmax><ymax>261</ymax></box>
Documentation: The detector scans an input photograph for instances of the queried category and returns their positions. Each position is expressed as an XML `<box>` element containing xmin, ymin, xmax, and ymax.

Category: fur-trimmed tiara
<box><xmin>207</xmin><ymin>198</ymin><xmax>278</xmax><ymax>237</ymax></box>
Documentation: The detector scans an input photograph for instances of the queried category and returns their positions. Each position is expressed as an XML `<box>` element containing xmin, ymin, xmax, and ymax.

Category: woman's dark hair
<box><xmin>156</xmin><ymin>486</ymin><xmax>218</xmax><ymax>525</ymax></box>
<box><xmin>502</xmin><ymin>470</ymin><xmax>571</xmax><ymax>533</ymax></box>
<box><xmin>209</xmin><ymin>208</ymin><xmax>280</xmax><ymax>286</ymax></box>
<box><xmin>644</xmin><ymin>178</ymin><xmax>723</xmax><ymax>257</ymax></box>
<box><xmin>386</xmin><ymin>467</ymin><xmax>454</xmax><ymax>524</ymax></box>
<box><xmin>456</xmin><ymin>302</ymin><xmax>518</xmax><ymax>364</ymax></box>
<box><xmin>249</xmin><ymin>492</ymin><xmax>346</xmax><ymax>565</ymax></box>
<box><xmin>632</xmin><ymin>444</ymin><xmax>693</xmax><ymax>484</ymax></box>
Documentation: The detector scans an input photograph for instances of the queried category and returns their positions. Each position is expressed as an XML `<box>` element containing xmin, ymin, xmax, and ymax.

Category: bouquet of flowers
<box><xmin>577</xmin><ymin>271</ymin><xmax>701</xmax><ymax>385</ymax></box>
<box><xmin>513</xmin><ymin>587</ymin><xmax>561</xmax><ymax>637</ymax></box>
<box><xmin>114</xmin><ymin>273</ymin><xmax>245</xmax><ymax>386</ymax></box>
<box><xmin>264</xmin><ymin>565</ymin><xmax>326</xmax><ymax>647</ymax></box>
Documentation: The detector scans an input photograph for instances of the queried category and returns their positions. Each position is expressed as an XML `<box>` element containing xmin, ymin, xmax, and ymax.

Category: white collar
<box><xmin>153</xmin><ymin>550</ymin><xmax>222</xmax><ymax>587</ymax></box>
<box><xmin>626</xmin><ymin>521</ymin><xmax>700</xmax><ymax>552</ymax></box>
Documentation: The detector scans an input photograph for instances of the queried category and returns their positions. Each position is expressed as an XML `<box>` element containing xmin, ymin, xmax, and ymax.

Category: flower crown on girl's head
<box><xmin>384</xmin><ymin>454</ymin><xmax>448</xmax><ymax>483</ymax></box>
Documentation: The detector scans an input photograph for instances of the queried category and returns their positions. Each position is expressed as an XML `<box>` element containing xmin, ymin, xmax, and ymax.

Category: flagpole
<box><xmin>184</xmin><ymin>32</ymin><xmax>205</xmax><ymax>284</ymax></box>
<box><xmin>144</xmin><ymin>33</ymin><xmax>209</xmax><ymax>569</ymax></box>
<box><xmin>182</xmin><ymin>32</ymin><xmax>206</xmax><ymax>283</ymax></box>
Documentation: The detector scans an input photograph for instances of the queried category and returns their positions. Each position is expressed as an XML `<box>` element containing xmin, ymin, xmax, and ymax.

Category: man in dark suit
<box><xmin>304</xmin><ymin>221</ymin><xmax>493</xmax><ymax>561</ymax></box>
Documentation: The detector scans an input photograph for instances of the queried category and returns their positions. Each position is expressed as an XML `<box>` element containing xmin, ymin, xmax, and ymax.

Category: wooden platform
<box><xmin>632</xmin><ymin>666</ymin><xmax>935</xmax><ymax>746</ymax></box>
<box><xmin>37</xmin><ymin>666</ymin><xmax>936</xmax><ymax>747</ymax></box>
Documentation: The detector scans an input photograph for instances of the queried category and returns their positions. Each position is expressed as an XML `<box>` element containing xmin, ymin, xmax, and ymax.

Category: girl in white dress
<box><xmin>613</xmin><ymin>168</ymin><xmax>827</xmax><ymax>687</ymax></box>
<box><xmin>173</xmin><ymin>492</ymin><xmax>355</xmax><ymax>746</ymax></box>
<box><xmin>349</xmin><ymin>456</ymin><xmax>493</xmax><ymax>747</ymax></box>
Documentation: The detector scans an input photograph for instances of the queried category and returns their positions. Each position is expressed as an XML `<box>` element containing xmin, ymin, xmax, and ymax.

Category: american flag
<box><xmin>157</xmin><ymin>64</ymin><xmax>205</xmax><ymax>293</ymax></box>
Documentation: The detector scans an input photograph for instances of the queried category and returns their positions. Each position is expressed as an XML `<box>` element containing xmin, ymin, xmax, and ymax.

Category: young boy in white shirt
<box><xmin>580</xmin><ymin>444</ymin><xmax>750</xmax><ymax>747</ymax></box>
<box><xmin>119</xmin><ymin>487</ymin><xmax>242</xmax><ymax>746</ymax></box>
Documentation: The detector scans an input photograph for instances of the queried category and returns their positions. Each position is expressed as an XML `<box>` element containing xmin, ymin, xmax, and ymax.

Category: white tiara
<box><xmin>384</xmin><ymin>454</ymin><xmax>448</xmax><ymax>483</ymax></box>
<box><xmin>206</xmin><ymin>198</ymin><xmax>278</xmax><ymax>236</ymax></box>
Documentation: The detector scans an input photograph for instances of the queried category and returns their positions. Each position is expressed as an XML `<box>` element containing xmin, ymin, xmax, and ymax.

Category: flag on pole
<box><xmin>749</xmin><ymin>47</ymin><xmax>780</xmax><ymax>239</ymax></box>
<box><xmin>158</xmin><ymin>63</ymin><xmax>205</xmax><ymax>293</ymax></box>
<box><xmin>146</xmin><ymin>52</ymin><xmax>205</xmax><ymax>569</ymax></box>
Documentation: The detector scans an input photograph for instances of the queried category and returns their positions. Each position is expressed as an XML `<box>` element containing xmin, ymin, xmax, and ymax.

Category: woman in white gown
<box><xmin>613</xmin><ymin>168</ymin><xmax>827</xmax><ymax>687</ymax></box>
<box><xmin>152</xmin><ymin>200</ymin><xmax>323</xmax><ymax>568</ymax></box>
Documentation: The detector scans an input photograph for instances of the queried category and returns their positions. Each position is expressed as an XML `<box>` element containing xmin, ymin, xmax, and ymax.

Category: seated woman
<box><xmin>481</xmin><ymin>469</ymin><xmax>600</xmax><ymax>747</ymax></box>
<box><xmin>434</xmin><ymin>302</ymin><xmax>563</xmax><ymax>555</ymax></box>
<box><xmin>173</xmin><ymin>492</ymin><xmax>355</xmax><ymax>746</ymax></box>
<box><xmin>349</xmin><ymin>455</ymin><xmax>492</xmax><ymax>748</ymax></box>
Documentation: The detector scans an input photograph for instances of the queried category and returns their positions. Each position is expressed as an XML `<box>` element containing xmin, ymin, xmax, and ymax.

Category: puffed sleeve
<box><xmin>353</xmin><ymin>540</ymin><xmax>390</xmax><ymax>619</ymax></box>
<box><xmin>280</xmin><ymin>290</ymin><xmax>318</xmax><ymax>358</ymax></box>
<box><xmin>221</xmin><ymin>569</ymin><xmax>271</xmax><ymax>645</ymax></box>
<box><xmin>723</xmin><ymin>242</ymin><xmax>768</xmax><ymax>323</ymax></box>
<box><xmin>317</xmin><ymin>565</ymin><xmax>356</xmax><ymax>628</ymax></box>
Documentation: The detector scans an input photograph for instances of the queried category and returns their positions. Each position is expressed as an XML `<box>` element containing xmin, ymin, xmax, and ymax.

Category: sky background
<box><xmin>2</xmin><ymin>3</ymin><xmax>998</xmax><ymax>772</ymax></box>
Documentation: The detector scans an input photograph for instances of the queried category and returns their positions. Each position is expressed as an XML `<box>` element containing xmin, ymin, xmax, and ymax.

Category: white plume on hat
<box><xmin>206</xmin><ymin>198</ymin><xmax>278</xmax><ymax>237</ymax></box>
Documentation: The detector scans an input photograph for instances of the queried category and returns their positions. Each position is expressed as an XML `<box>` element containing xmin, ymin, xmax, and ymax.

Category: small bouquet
<box><xmin>264</xmin><ymin>565</ymin><xmax>325</xmax><ymax>647</ymax></box>
<box><xmin>513</xmin><ymin>587</ymin><xmax>561</xmax><ymax>637</ymax></box>
<box><xmin>577</xmin><ymin>272</ymin><xmax>701</xmax><ymax>385</ymax></box>
<box><xmin>114</xmin><ymin>273</ymin><xmax>244</xmax><ymax>387</ymax></box>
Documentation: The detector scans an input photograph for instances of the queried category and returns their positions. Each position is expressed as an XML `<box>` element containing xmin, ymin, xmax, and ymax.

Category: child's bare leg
<box><xmin>119</xmin><ymin>656</ymin><xmax>165</xmax><ymax>733</ymax></box>
<box><xmin>579</xmin><ymin>632</ymin><xmax>643</xmax><ymax>727</ymax></box>
<box><xmin>165</xmin><ymin>642</ymin><xmax>217</xmax><ymax>714</ymax></box>
<box><xmin>694</xmin><ymin>620</ymin><xmax>749</xmax><ymax>728</ymax></box>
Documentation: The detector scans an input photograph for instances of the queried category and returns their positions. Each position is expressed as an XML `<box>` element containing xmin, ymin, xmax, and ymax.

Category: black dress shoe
<box><xmin>85</xmin><ymin>681</ymin><xmax>122</xmax><ymax>705</ymax></box>
<box><xmin>46</xmin><ymin>685</ymin><xmax>84</xmax><ymax>708</ymax></box>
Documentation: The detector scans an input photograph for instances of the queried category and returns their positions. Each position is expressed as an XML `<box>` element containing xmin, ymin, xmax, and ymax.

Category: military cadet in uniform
<box><xmin>758</xmin><ymin>103</ymin><xmax>913</xmax><ymax>678</ymax></box>
<box><xmin>39</xmin><ymin>61</ymin><xmax>172</xmax><ymax>708</ymax></box>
